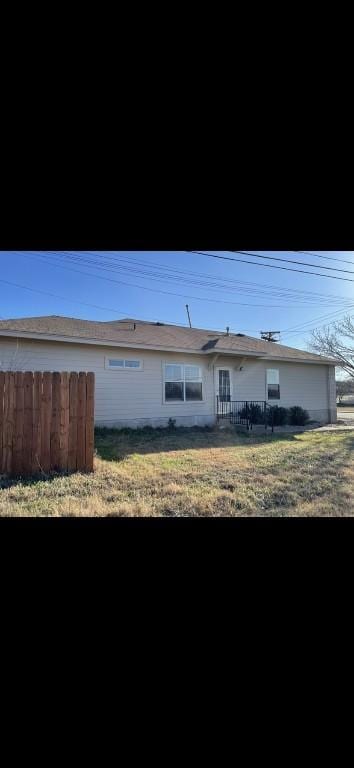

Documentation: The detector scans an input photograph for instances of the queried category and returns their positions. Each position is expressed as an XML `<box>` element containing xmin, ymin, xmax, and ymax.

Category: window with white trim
<box><xmin>164</xmin><ymin>363</ymin><xmax>203</xmax><ymax>402</ymax></box>
<box><xmin>266</xmin><ymin>369</ymin><xmax>280</xmax><ymax>399</ymax></box>
<box><xmin>105</xmin><ymin>357</ymin><xmax>143</xmax><ymax>370</ymax></box>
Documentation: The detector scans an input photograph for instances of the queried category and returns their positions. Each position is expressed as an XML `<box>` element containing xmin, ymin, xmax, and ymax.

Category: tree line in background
<box><xmin>310</xmin><ymin>315</ymin><xmax>354</xmax><ymax>401</ymax></box>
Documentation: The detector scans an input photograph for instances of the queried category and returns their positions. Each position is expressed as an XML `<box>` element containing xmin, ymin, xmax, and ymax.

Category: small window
<box><xmin>105</xmin><ymin>357</ymin><xmax>142</xmax><ymax>370</ymax></box>
<box><xmin>164</xmin><ymin>363</ymin><xmax>203</xmax><ymax>402</ymax></box>
<box><xmin>266</xmin><ymin>369</ymin><xmax>280</xmax><ymax>399</ymax></box>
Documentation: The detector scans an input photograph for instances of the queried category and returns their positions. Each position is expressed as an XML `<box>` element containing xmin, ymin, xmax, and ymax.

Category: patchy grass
<box><xmin>1</xmin><ymin>426</ymin><xmax>354</xmax><ymax>516</ymax></box>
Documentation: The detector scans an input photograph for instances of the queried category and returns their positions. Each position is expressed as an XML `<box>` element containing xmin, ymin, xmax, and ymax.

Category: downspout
<box><xmin>327</xmin><ymin>366</ymin><xmax>336</xmax><ymax>424</ymax></box>
<box><xmin>208</xmin><ymin>353</ymin><xmax>219</xmax><ymax>423</ymax></box>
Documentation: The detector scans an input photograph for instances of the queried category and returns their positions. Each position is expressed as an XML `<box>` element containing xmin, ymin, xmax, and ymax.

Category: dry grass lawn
<box><xmin>1</xmin><ymin>426</ymin><xmax>354</xmax><ymax>517</ymax></box>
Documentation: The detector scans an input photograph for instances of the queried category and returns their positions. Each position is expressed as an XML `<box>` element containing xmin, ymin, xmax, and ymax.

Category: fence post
<box><xmin>85</xmin><ymin>372</ymin><xmax>95</xmax><ymax>472</ymax></box>
<box><xmin>68</xmin><ymin>372</ymin><xmax>78</xmax><ymax>472</ymax></box>
<box><xmin>59</xmin><ymin>372</ymin><xmax>69</xmax><ymax>472</ymax></box>
<box><xmin>23</xmin><ymin>372</ymin><xmax>33</xmax><ymax>474</ymax></box>
<box><xmin>32</xmin><ymin>373</ymin><xmax>42</xmax><ymax>474</ymax></box>
<box><xmin>77</xmin><ymin>372</ymin><xmax>87</xmax><ymax>472</ymax></box>
<box><xmin>13</xmin><ymin>372</ymin><xmax>24</xmax><ymax>475</ymax></box>
<box><xmin>41</xmin><ymin>372</ymin><xmax>52</xmax><ymax>473</ymax></box>
<box><xmin>51</xmin><ymin>372</ymin><xmax>61</xmax><ymax>471</ymax></box>
<box><xmin>2</xmin><ymin>373</ymin><xmax>15</xmax><ymax>474</ymax></box>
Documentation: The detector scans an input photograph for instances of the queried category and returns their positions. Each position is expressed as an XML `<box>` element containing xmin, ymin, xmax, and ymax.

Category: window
<box><xmin>266</xmin><ymin>369</ymin><xmax>280</xmax><ymax>399</ymax></box>
<box><xmin>164</xmin><ymin>363</ymin><xmax>203</xmax><ymax>402</ymax></box>
<box><xmin>105</xmin><ymin>357</ymin><xmax>142</xmax><ymax>370</ymax></box>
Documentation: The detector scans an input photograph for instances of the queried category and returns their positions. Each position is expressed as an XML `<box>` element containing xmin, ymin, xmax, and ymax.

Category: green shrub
<box><xmin>267</xmin><ymin>405</ymin><xmax>289</xmax><ymax>426</ymax></box>
<box><xmin>167</xmin><ymin>418</ymin><xmax>176</xmax><ymax>430</ymax></box>
<box><xmin>288</xmin><ymin>406</ymin><xmax>309</xmax><ymax>426</ymax></box>
<box><xmin>239</xmin><ymin>403</ymin><xmax>264</xmax><ymax>424</ymax></box>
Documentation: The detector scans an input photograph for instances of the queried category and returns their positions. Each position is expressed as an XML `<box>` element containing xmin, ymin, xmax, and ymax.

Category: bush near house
<box><xmin>236</xmin><ymin>403</ymin><xmax>311</xmax><ymax>427</ymax></box>
<box><xmin>267</xmin><ymin>406</ymin><xmax>289</xmax><ymax>427</ymax></box>
<box><xmin>288</xmin><ymin>406</ymin><xmax>309</xmax><ymax>426</ymax></box>
<box><xmin>239</xmin><ymin>403</ymin><xmax>265</xmax><ymax>424</ymax></box>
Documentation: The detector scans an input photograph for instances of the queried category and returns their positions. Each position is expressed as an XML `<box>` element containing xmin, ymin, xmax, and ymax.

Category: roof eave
<box><xmin>0</xmin><ymin>329</ymin><xmax>339</xmax><ymax>364</ymax></box>
<box><xmin>258</xmin><ymin>354</ymin><xmax>338</xmax><ymax>365</ymax></box>
<box><xmin>0</xmin><ymin>329</ymin><xmax>240</xmax><ymax>355</ymax></box>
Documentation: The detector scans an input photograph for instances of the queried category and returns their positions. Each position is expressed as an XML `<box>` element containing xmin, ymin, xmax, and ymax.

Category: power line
<box><xmin>189</xmin><ymin>250</ymin><xmax>354</xmax><ymax>284</ymax></box>
<box><xmin>18</xmin><ymin>251</ymin><xmax>326</xmax><ymax>311</ymax></box>
<box><xmin>24</xmin><ymin>250</ymin><xmax>354</xmax><ymax>309</ymax></box>
<box><xmin>295</xmin><ymin>251</ymin><xmax>354</xmax><ymax>266</ymax></box>
<box><xmin>7</xmin><ymin>252</ymin><xmax>354</xmax><ymax>345</ymax></box>
<box><xmin>0</xmin><ymin>273</ymin><xmax>270</xmax><ymax>334</ymax></box>
<box><xmin>60</xmin><ymin>250</ymin><xmax>354</xmax><ymax>303</ymax></box>
<box><xmin>232</xmin><ymin>251</ymin><xmax>354</xmax><ymax>275</ymax></box>
<box><xmin>280</xmin><ymin>307</ymin><xmax>354</xmax><ymax>343</ymax></box>
<box><xmin>282</xmin><ymin>305</ymin><xmax>354</xmax><ymax>335</ymax></box>
<box><xmin>0</xmin><ymin>277</ymin><xmax>192</xmax><ymax>328</ymax></box>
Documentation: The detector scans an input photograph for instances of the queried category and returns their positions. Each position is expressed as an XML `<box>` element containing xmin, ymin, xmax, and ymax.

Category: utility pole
<box><xmin>186</xmin><ymin>304</ymin><xmax>192</xmax><ymax>328</ymax></box>
<box><xmin>260</xmin><ymin>331</ymin><xmax>280</xmax><ymax>343</ymax></box>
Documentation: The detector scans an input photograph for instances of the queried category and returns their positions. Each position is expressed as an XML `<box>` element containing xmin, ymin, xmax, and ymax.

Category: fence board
<box><xmin>77</xmin><ymin>372</ymin><xmax>87</xmax><ymax>471</ymax></box>
<box><xmin>0</xmin><ymin>370</ymin><xmax>94</xmax><ymax>477</ymax></box>
<box><xmin>23</xmin><ymin>372</ymin><xmax>33</xmax><ymax>474</ymax></box>
<box><xmin>2</xmin><ymin>373</ymin><xmax>15</xmax><ymax>474</ymax></box>
<box><xmin>32</xmin><ymin>373</ymin><xmax>42</xmax><ymax>474</ymax></box>
<box><xmin>13</xmin><ymin>372</ymin><xmax>25</xmax><ymax>475</ymax></box>
<box><xmin>0</xmin><ymin>372</ymin><xmax>4</xmax><ymax>472</ymax></box>
<box><xmin>59</xmin><ymin>372</ymin><xmax>70</xmax><ymax>471</ymax></box>
<box><xmin>68</xmin><ymin>373</ymin><xmax>78</xmax><ymax>472</ymax></box>
<box><xmin>51</xmin><ymin>372</ymin><xmax>61</xmax><ymax>471</ymax></box>
<box><xmin>85</xmin><ymin>372</ymin><xmax>95</xmax><ymax>472</ymax></box>
<box><xmin>41</xmin><ymin>372</ymin><xmax>52</xmax><ymax>473</ymax></box>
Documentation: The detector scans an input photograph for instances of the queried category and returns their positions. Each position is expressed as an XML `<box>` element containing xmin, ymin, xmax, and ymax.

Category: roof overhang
<box><xmin>0</xmin><ymin>329</ymin><xmax>339</xmax><ymax>365</ymax></box>
<box><xmin>0</xmin><ymin>329</ymin><xmax>260</xmax><ymax>356</ymax></box>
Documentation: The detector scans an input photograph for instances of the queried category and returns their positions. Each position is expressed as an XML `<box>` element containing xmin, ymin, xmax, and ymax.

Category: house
<box><xmin>0</xmin><ymin>315</ymin><xmax>338</xmax><ymax>427</ymax></box>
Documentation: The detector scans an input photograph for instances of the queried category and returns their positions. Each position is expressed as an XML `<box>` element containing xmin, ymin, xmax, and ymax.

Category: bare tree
<box><xmin>310</xmin><ymin>315</ymin><xmax>354</xmax><ymax>378</ymax></box>
<box><xmin>336</xmin><ymin>378</ymin><xmax>354</xmax><ymax>401</ymax></box>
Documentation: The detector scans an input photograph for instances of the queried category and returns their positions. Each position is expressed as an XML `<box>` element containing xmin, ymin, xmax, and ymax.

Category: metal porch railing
<box><xmin>216</xmin><ymin>397</ymin><xmax>274</xmax><ymax>432</ymax></box>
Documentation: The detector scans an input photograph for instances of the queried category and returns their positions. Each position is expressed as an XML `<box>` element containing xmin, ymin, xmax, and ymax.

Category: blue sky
<box><xmin>0</xmin><ymin>250</ymin><xmax>353</xmax><ymax>351</ymax></box>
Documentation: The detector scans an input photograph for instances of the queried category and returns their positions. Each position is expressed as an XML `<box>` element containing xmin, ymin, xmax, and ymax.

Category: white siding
<box><xmin>0</xmin><ymin>338</ymin><xmax>215</xmax><ymax>427</ymax></box>
<box><xmin>216</xmin><ymin>356</ymin><xmax>334</xmax><ymax>421</ymax></box>
<box><xmin>0</xmin><ymin>337</ymin><xmax>335</xmax><ymax>426</ymax></box>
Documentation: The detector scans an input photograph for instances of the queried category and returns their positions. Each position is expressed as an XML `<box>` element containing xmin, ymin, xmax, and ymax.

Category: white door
<box><xmin>215</xmin><ymin>367</ymin><xmax>233</xmax><ymax>415</ymax></box>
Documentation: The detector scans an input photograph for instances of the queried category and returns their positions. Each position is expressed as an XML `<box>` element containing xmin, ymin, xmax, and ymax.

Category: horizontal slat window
<box><xmin>164</xmin><ymin>363</ymin><xmax>203</xmax><ymax>402</ymax></box>
<box><xmin>105</xmin><ymin>357</ymin><xmax>143</xmax><ymax>370</ymax></box>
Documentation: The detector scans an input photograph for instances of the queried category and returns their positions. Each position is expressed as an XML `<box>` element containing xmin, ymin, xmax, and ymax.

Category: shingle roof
<box><xmin>0</xmin><ymin>315</ymin><xmax>338</xmax><ymax>364</ymax></box>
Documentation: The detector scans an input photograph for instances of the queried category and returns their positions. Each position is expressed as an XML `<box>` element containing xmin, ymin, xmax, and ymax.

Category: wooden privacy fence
<box><xmin>0</xmin><ymin>371</ymin><xmax>95</xmax><ymax>476</ymax></box>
